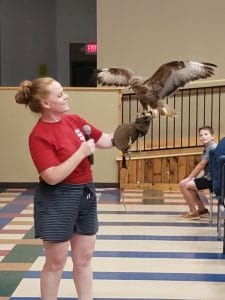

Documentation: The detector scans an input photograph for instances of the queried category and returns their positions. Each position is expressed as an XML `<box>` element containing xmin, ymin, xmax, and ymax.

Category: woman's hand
<box><xmin>79</xmin><ymin>139</ymin><xmax>96</xmax><ymax>157</ymax></box>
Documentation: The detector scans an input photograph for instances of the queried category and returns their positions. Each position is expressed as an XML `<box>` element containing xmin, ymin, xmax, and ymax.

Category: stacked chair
<box><xmin>209</xmin><ymin>137</ymin><xmax>225</xmax><ymax>254</ymax></box>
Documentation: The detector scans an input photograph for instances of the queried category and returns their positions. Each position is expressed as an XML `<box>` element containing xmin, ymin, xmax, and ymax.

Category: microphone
<box><xmin>83</xmin><ymin>124</ymin><xmax>94</xmax><ymax>165</ymax></box>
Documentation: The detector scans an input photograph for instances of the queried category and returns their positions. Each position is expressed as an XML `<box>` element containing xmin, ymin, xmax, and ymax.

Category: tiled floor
<box><xmin>0</xmin><ymin>187</ymin><xmax>225</xmax><ymax>299</ymax></box>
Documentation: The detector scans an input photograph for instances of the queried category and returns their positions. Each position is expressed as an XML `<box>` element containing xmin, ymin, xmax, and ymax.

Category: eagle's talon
<box><xmin>141</xmin><ymin>112</ymin><xmax>151</xmax><ymax>118</ymax></box>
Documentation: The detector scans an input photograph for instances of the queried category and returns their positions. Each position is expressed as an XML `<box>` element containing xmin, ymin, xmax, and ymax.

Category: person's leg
<box><xmin>194</xmin><ymin>178</ymin><xmax>211</xmax><ymax>213</ymax></box>
<box><xmin>179</xmin><ymin>179</ymin><xmax>201</xmax><ymax>214</ymax></box>
<box><xmin>195</xmin><ymin>191</ymin><xmax>209</xmax><ymax>212</ymax></box>
<box><xmin>40</xmin><ymin>240</ymin><xmax>69</xmax><ymax>300</ymax></box>
<box><xmin>70</xmin><ymin>234</ymin><xmax>96</xmax><ymax>300</ymax></box>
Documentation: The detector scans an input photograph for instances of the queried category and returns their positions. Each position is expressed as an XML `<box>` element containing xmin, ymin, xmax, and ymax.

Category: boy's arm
<box><xmin>187</xmin><ymin>159</ymin><xmax>208</xmax><ymax>180</ymax></box>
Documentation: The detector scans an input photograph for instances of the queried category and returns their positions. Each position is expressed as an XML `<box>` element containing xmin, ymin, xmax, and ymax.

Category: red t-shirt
<box><xmin>29</xmin><ymin>114</ymin><xmax>102</xmax><ymax>184</ymax></box>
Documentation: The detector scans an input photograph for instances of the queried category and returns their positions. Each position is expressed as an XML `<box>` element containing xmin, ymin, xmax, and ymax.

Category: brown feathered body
<box><xmin>129</xmin><ymin>77</ymin><xmax>159</xmax><ymax>110</ymax></box>
<box><xmin>96</xmin><ymin>60</ymin><xmax>217</xmax><ymax>117</ymax></box>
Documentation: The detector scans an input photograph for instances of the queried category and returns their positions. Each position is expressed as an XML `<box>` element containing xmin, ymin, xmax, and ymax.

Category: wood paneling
<box><xmin>162</xmin><ymin>158</ymin><xmax>170</xmax><ymax>183</ymax></box>
<box><xmin>118</xmin><ymin>152</ymin><xmax>202</xmax><ymax>188</ymax></box>
<box><xmin>169</xmin><ymin>156</ymin><xmax>178</xmax><ymax>183</ymax></box>
<box><xmin>177</xmin><ymin>156</ymin><xmax>187</xmax><ymax>182</ymax></box>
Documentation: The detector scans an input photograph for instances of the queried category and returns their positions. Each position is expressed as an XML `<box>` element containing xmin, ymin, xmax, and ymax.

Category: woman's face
<box><xmin>43</xmin><ymin>80</ymin><xmax>69</xmax><ymax>114</ymax></box>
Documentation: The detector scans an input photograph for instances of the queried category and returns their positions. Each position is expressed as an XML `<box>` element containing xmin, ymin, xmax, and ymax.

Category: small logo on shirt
<box><xmin>75</xmin><ymin>128</ymin><xmax>85</xmax><ymax>141</ymax></box>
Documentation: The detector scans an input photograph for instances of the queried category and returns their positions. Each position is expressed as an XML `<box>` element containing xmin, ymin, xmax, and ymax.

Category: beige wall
<box><xmin>0</xmin><ymin>87</ymin><xmax>121</xmax><ymax>183</ymax></box>
<box><xmin>97</xmin><ymin>0</ymin><xmax>225</xmax><ymax>81</ymax></box>
<box><xmin>2</xmin><ymin>0</ymin><xmax>225</xmax><ymax>183</ymax></box>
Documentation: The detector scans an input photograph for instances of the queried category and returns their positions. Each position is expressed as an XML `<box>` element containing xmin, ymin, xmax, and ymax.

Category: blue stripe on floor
<box><xmin>98</xmin><ymin>189</ymin><xmax>121</xmax><ymax>202</ymax></box>
<box><xmin>99</xmin><ymin>221</ymin><xmax>215</xmax><ymax>227</ymax></box>
<box><xmin>23</xmin><ymin>270</ymin><xmax>225</xmax><ymax>282</ymax></box>
<box><xmin>38</xmin><ymin>250</ymin><xmax>225</xmax><ymax>259</ymax></box>
<box><xmin>0</xmin><ymin>203</ymin><xmax>29</xmax><ymax>213</ymax></box>
<box><xmin>14</xmin><ymin>193</ymin><xmax>33</xmax><ymax>200</ymax></box>
<box><xmin>93</xmin><ymin>251</ymin><xmax>225</xmax><ymax>259</ymax></box>
<box><xmin>98</xmin><ymin>211</ymin><xmax>183</xmax><ymax>215</ymax></box>
<box><xmin>0</xmin><ymin>217</ymin><xmax>12</xmax><ymax>228</ymax></box>
<box><xmin>96</xmin><ymin>234</ymin><xmax>219</xmax><ymax>241</ymax></box>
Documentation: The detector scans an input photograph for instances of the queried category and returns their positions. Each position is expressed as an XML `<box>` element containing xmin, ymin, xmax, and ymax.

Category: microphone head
<box><xmin>83</xmin><ymin>124</ymin><xmax>92</xmax><ymax>136</ymax></box>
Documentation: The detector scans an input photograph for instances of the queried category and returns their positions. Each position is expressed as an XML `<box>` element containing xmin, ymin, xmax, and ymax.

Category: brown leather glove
<box><xmin>112</xmin><ymin>115</ymin><xmax>151</xmax><ymax>167</ymax></box>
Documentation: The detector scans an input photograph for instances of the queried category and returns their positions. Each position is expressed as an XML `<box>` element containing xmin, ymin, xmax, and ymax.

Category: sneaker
<box><xmin>198</xmin><ymin>208</ymin><xmax>209</xmax><ymax>217</ymax></box>
<box><xmin>179</xmin><ymin>212</ymin><xmax>200</xmax><ymax>220</ymax></box>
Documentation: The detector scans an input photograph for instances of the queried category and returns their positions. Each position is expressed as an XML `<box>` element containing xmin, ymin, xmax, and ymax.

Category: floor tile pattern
<box><xmin>0</xmin><ymin>187</ymin><xmax>225</xmax><ymax>299</ymax></box>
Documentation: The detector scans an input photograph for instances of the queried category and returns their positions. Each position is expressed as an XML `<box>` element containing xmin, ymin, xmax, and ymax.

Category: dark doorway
<box><xmin>70</xmin><ymin>60</ymin><xmax>96</xmax><ymax>87</ymax></box>
<box><xmin>70</xmin><ymin>43</ymin><xmax>97</xmax><ymax>87</ymax></box>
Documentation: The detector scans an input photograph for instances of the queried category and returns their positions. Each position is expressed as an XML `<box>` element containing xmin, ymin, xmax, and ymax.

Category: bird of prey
<box><xmin>96</xmin><ymin>60</ymin><xmax>217</xmax><ymax>117</ymax></box>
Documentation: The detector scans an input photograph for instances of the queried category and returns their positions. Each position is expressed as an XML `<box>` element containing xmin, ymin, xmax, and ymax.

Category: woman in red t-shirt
<box><xmin>15</xmin><ymin>77</ymin><xmax>113</xmax><ymax>300</ymax></box>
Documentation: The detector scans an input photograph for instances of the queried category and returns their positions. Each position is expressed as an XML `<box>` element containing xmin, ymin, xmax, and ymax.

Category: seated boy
<box><xmin>179</xmin><ymin>126</ymin><xmax>217</xmax><ymax>220</ymax></box>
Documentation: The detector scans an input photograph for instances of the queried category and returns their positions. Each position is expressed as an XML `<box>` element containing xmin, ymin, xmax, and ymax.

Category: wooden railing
<box><xmin>119</xmin><ymin>81</ymin><xmax>225</xmax><ymax>188</ymax></box>
<box><xmin>121</xmin><ymin>84</ymin><xmax>225</xmax><ymax>152</ymax></box>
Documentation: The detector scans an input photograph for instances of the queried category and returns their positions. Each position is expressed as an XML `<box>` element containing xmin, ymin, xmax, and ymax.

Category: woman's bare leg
<box><xmin>40</xmin><ymin>240</ymin><xmax>69</xmax><ymax>300</ymax></box>
<box><xmin>70</xmin><ymin>234</ymin><xmax>96</xmax><ymax>300</ymax></box>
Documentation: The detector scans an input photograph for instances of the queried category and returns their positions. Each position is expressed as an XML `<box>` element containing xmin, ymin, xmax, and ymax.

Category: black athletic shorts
<box><xmin>194</xmin><ymin>177</ymin><xmax>212</xmax><ymax>191</ymax></box>
<box><xmin>33</xmin><ymin>181</ymin><xmax>98</xmax><ymax>242</ymax></box>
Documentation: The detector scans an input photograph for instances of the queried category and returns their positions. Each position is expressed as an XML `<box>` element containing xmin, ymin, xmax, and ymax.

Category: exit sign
<box><xmin>85</xmin><ymin>43</ymin><xmax>97</xmax><ymax>55</ymax></box>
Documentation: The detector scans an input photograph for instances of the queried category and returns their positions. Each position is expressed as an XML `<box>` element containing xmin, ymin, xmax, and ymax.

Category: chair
<box><xmin>209</xmin><ymin>188</ymin><xmax>215</xmax><ymax>223</ymax></box>
<box><xmin>212</xmin><ymin>155</ymin><xmax>225</xmax><ymax>241</ymax></box>
<box><xmin>208</xmin><ymin>149</ymin><xmax>216</xmax><ymax>223</ymax></box>
<box><xmin>210</xmin><ymin>137</ymin><xmax>225</xmax><ymax>253</ymax></box>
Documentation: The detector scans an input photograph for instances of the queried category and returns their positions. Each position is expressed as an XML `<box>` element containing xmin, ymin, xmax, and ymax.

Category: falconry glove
<box><xmin>112</xmin><ymin>115</ymin><xmax>152</xmax><ymax>168</ymax></box>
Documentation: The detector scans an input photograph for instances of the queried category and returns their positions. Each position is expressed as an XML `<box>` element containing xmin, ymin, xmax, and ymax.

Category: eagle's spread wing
<box><xmin>144</xmin><ymin>61</ymin><xmax>217</xmax><ymax>99</ymax></box>
<box><xmin>95</xmin><ymin>61</ymin><xmax>217</xmax><ymax>117</ymax></box>
<box><xmin>96</xmin><ymin>68</ymin><xmax>134</xmax><ymax>86</ymax></box>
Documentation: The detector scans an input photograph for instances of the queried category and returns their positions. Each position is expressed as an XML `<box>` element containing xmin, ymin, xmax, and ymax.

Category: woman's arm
<box><xmin>40</xmin><ymin>139</ymin><xmax>95</xmax><ymax>185</ymax></box>
<box><xmin>96</xmin><ymin>132</ymin><xmax>114</xmax><ymax>149</ymax></box>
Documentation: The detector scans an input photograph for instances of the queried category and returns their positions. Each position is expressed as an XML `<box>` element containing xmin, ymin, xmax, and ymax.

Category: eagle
<box><xmin>96</xmin><ymin>60</ymin><xmax>217</xmax><ymax>117</ymax></box>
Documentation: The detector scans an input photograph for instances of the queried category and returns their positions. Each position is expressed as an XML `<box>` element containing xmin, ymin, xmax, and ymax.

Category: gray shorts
<box><xmin>34</xmin><ymin>182</ymin><xmax>98</xmax><ymax>242</ymax></box>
